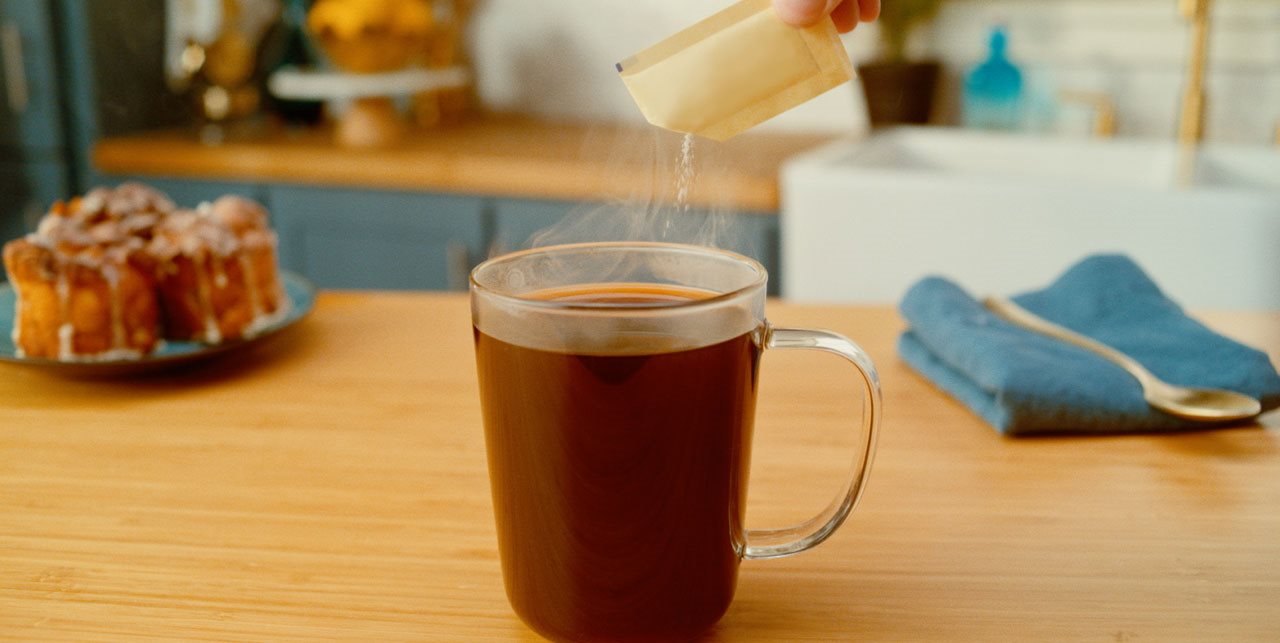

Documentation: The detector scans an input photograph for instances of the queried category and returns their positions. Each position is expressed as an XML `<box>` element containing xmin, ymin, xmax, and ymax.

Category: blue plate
<box><xmin>0</xmin><ymin>271</ymin><xmax>316</xmax><ymax>376</ymax></box>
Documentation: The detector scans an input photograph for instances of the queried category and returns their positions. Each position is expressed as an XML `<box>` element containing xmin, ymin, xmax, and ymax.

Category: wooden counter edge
<box><xmin>92</xmin><ymin>118</ymin><xmax>835</xmax><ymax>213</ymax></box>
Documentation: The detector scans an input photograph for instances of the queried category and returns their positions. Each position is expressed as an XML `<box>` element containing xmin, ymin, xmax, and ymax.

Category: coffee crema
<box><xmin>474</xmin><ymin>284</ymin><xmax>762</xmax><ymax>642</ymax></box>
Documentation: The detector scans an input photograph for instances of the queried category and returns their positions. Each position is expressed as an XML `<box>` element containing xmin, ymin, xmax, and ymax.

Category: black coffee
<box><xmin>474</xmin><ymin>284</ymin><xmax>761</xmax><ymax>641</ymax></box>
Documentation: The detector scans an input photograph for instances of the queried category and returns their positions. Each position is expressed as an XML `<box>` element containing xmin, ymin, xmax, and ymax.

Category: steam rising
<box><xmin>501</xmin><ymin>126</ymin><xmax>749</xmax><ymax>258</ymax></box>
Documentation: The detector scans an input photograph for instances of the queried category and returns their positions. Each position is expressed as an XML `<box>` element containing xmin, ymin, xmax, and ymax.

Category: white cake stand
<box><xmin>268</xmin><ymin>66</ymin><xmax>470</xmax><ymax>147</ymax></box>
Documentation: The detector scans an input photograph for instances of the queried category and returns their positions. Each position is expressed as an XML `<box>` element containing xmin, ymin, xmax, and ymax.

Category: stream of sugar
<box><xmin>674</xmin><ymin>133</ymin><xmax>696</xmax><ymax>213</ymax></box>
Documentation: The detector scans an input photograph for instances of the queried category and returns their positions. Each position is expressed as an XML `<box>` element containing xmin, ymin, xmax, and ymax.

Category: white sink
<box><xmin>781</xmin><ymin>128</ymin><xmax>1280</xmax><ymax>309</ymax></box>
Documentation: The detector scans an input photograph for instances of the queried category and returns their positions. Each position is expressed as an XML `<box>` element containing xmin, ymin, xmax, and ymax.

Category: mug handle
<box><xmin>743</xmin><ymin>327</ymin><xmax>881</xmax><ymax>560</ymax></box>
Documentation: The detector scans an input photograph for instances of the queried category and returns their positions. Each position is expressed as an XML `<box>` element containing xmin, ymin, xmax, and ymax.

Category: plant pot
<box><xmin>856</xmin><ymin>60</ymin><xmax>941</xmax><ymax>127</ymax></box>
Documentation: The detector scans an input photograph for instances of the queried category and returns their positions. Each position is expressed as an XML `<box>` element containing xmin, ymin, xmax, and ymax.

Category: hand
<box><xmin>773</xmin><ymin>0</ymin><xmax>880</xmax><ymax>34</ymax></box>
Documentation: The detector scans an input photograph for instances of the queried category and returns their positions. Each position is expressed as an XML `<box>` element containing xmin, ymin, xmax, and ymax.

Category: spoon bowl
<box><xmin>984</xmin><ymin>296</ymin><xmax>1262</xmax><ymax>423</ymax></box>
<box><xmin>1142</xmin><ymin>378</ymin><xmax>1262</xmax><ymax>422</ymax></box>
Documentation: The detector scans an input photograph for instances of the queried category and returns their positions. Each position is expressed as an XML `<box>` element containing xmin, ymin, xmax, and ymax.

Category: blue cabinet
<box><xmin>102</xmin><ymin>175</ymin><xmax>266</xmax><ymax>207</ymax></box>
<box><xmin>0</xmin><ymin>0</ymin><xmax>65</xmax><ymax>153</ymax></box>
<box><xmin>489</xmin><ymin>198</ymin><xmax>578</xmax><ymax>254</ymax></box>
<box><xmin>491</xmin><ymin>198</ymin><xmax>782</xmax><ymax>295</ymax></box>
<box><xmin>0</xmin><ymin>0</ymin><xmax>171</xmax><ymax>240</ymax></box>
<box><xmin>0</xmin><ymin>1</ymin><xmax>70</xmax><ymax>242</ymax></box>
<box><xmin>55</xmin><ymin>0</ymin><xmax>179</xmax><ymax>189</ymax></box>
<box><xmin>0</xmin><ymin>159</ymin><xmax>68</xmax><ymax>244</ymax></box>
<box><xmin>269</xmin><ymin>185</ymin><xmax>486</xmax><ymax>291</ymax></box>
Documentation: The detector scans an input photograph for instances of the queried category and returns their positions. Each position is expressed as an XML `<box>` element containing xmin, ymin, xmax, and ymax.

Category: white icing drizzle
<box><xmin>103</xmin><ymin>263</ymin><xmax>126</xmax><ymax>353</ymax></box>
<box><xmin>193</xmin><ymin>253</ymin><xmax>222</xmax><ymax>344</ymax></box>
<box><xmin>242</xmin><ymin>294</ymin><xmax>291</xmax><ymax>339</ymax></box>
<box><xmin>153</xmin><ymin>209</ymin><xmax>242</xmax><ymax>259</ymax></box>
<box><xmin>57</xmin><ymin>323</ymin><xmax>73</xmax><ymax>361</ymax></box>
<box><xmin>236</xmin><ymin>251</ymin><xmax>292</xmax><ymax>339</ymax></box>
<box><xmin>75</xmin><ymin>182</ymin><xmax>175</xmax><ymax>218</ymax></box>
<box><xmin>55</xmin><ymin>268</ymin><xmax>71</xmax><ymax>360</ymax></box>
<box><xmin>121</xmin><ymin>212</ymin><xmax>158</xmax><ymax>236</ymax></box>
<box><xmin>11</xmin><ymin>284</ymin><xmax>23</xmax><ymax>356</ymax></box>
<box><xmin>239</xmin><ymin>254</ymin><xmax>263</xmax><ymax>320</ymax></box>
<box><xmin>50</xmin><ymin>346</ymin><xmax>146</xmax><ymax>363</ymax></box>
<box><xmin>76</xmin><ymin>189</ymin><xmax>108</xmax><ymax>215</ymax></box>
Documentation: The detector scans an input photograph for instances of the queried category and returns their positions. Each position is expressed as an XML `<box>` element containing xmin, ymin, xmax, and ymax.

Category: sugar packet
<box><xmin>617</xmin><ymin>0</ymin><xmax>854</xmax><ymax>141</ymax></box>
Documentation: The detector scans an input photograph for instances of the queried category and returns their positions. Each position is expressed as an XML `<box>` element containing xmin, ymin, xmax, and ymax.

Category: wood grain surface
<box><xmin>1</xmin><ymin>293</ymin><xmax>1277</xmax><ymax>641</ymax></box>
<box><xmin>93</xmin><ymin>116</ymin><xmax>830</xmax><ymax>212</ymax></box>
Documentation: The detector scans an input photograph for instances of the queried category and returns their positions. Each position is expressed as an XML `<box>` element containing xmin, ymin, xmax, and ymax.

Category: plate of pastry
<box><xmin>0</xmin><ymin>183</ymin><xmax>316</xmax><ymax>376</ymax></box>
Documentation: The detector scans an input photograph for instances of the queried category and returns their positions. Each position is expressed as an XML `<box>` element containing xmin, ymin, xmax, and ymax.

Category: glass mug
<box><xmin>471</xmin><ymin>242</ymin><xmax>880</xmax><ymax>642</ymax></box>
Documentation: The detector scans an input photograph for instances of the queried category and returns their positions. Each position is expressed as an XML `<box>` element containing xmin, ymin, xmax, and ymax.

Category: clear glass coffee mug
<box><xmin>471</xmin><ymin>242</ymin><xmax>880</xmax><ymax>642</ymax></box>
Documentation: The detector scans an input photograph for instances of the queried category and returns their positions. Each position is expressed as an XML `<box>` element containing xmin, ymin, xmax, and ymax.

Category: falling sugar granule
<box><xmin>674</xmin><ymin>133</ymin><xmax>696</xmax><ymax>213</ymax></box>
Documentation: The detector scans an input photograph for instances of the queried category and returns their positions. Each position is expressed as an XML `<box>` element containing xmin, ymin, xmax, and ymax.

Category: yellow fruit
<box><xmin>307</xmin><ymin>0</ymin><xmax>435</xmax><ymax>73</ymax></box>
<box><xmin>308</xmin><ymin>0</ymin><xmax>433</xmax><ymax>39</ymax></box>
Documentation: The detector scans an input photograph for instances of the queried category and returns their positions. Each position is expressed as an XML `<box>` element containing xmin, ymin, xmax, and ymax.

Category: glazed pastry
<box><xmin>3</xmin><ymin>184</ymin><xmax>289</xmax><ymax>361</ymax></box>
<box><xmin>208</xmin><ymin>196</ymin><xmax>288</xmax><ymax>332</ymax></box>
<box><xmin>3</xmin><ymin>217</ymin><xmax>160</xmax><ymax>361</ymax></box>
<box><xmin>148</xmin><ymin>196</ymin><xmax>288</xmax><ymax>343</ymax></box>
<box><xmin>47</xmin><ymin>182</ymin><xmax>175</xmax><ymax>236</ymax></box>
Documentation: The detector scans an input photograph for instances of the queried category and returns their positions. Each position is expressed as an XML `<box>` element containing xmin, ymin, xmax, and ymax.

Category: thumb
<box><xmin>773</xmin><ymin>0</ymin><xmax>841</xmax><ymax>27</ymax></box>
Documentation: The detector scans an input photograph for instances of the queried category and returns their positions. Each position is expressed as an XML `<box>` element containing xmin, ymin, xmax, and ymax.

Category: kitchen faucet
<box><xmin>1177</xmin><ymin>0</ymin><xmax>1211</xmax><ymax>145</ymax></box>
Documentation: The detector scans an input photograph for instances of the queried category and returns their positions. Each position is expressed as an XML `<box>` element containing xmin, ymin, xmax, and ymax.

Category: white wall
<box><xmin>468</xmin><ymin>0</ymin><xmax>876</xmax><ymax>136</ymax></box>
<box><xmin>925</xmin><ymin>0</ymin><xmax>1280</xmax><ymax>143</ymax></box>
<box><xmin>468</xmin><ymin>0</ymin><xmax>1280</xmax><ymax>144</ymax></box>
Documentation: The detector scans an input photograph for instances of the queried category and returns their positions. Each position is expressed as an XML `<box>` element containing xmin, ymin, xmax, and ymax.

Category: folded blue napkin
<box><xmin>898</xmin><ymin>254</ymin><xmax>1280</xmax><ymax>435</ymax></box>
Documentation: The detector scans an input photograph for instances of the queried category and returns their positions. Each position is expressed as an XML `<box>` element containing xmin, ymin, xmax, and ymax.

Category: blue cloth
<box><xmin>898</xmin><ymin>254</ymin><xmax>1280</xmax><ymax>435</ymax></box>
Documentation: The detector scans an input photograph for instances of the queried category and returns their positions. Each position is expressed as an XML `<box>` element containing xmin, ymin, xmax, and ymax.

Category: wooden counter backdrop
<box><xmin>94</xmin><ymin>117</ymin><xmax>830</xmax><ymax>212</ymax></box>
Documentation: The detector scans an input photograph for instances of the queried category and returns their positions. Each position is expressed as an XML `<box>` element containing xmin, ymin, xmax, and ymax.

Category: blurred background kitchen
<box><xmin>2</xmin><ymin>0</ymin><xmax>1278</xmax><ymax>305</ymax></box>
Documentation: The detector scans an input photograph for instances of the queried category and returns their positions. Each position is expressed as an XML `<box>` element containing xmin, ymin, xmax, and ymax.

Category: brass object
<box><xmin>413</xmin><ymin>0</ymin><xmax>475</xmax><ymax>127</ymax></box>
<box><xmin>335</xmin><ymin>98</ymin><xmax>406</xmax><ymax>147</ymax></box>
<box><xmin>1059</xmin><ymin>90</ymin><xmax>1117</xmax><ymax>138</ymax></box>
<box><xmin>180</xmin><ymin>43</ymin><xmax>207</xmax><ymax>78</ymax></box>
<box><xmin>179</xmin><ymin>0</ymin><xmax>279</xmax><ymax>122</ymax></box>
<box><xmin>985</xmin><ymin>296</ymin><xmax>1261</xmax><ymax>422</ymax></box>
<box><xmin>1177</xmin><ymin>0</ymin><xmax>1211</xmax><ymax>145</ymax></box>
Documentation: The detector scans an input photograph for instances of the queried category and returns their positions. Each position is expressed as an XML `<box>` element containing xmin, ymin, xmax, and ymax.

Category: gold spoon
<box><xmin>984</xmin><ymin>296</ymin><xmax>1262</xmax><ymax>422</ymax></box>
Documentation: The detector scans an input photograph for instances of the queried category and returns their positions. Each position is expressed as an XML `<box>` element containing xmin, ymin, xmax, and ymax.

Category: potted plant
<box><xmin>857</xmin><ymin>0</ymin><xmax>946</xmax><ymax>126</ymax></box>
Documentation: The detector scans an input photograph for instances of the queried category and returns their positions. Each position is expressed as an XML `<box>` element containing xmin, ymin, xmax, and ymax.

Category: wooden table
<box><xmin>2</xmin><ymin>292</ymin><xmax>1278</xmax><ymax>640</ymax></box>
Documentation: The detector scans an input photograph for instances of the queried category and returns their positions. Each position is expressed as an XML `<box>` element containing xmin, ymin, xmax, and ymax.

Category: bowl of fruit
<box><xmin>307</xmin><ymin>0</ymin><xmax>434</xmax><ymax>73</ymax></box>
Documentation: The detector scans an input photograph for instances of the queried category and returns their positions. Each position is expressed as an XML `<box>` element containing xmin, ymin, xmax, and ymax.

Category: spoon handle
<box><xmin>983</xmin><ymin>296</ymin><xmax>1156</xmax><ymax>389</ymax></box>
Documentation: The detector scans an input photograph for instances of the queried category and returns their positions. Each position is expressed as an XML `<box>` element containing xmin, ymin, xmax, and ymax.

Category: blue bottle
<box><xmin>963</xmin><ymin>27</ymin><xmax>1024</xmax><ymax>130</ymax></box>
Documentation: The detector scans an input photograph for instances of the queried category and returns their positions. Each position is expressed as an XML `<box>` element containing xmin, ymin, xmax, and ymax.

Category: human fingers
<box><xmin>830</xmin><ymin>0</ymin><xmax>859</xmax><ymax>33</ymax></box>
<box><xmin>773</xmin><ymin>0</ymin><xmax>841</xmax><ymax>28</ymax></box>
<box><xmin>858</xmin><ymin>0</ymin><xmax>881</xmax><ymax>22</ymax></box>
<box><xmin>775</xmin><ymin>0</ymin><xmax>871</xmax><ymax>33</ymax></box>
